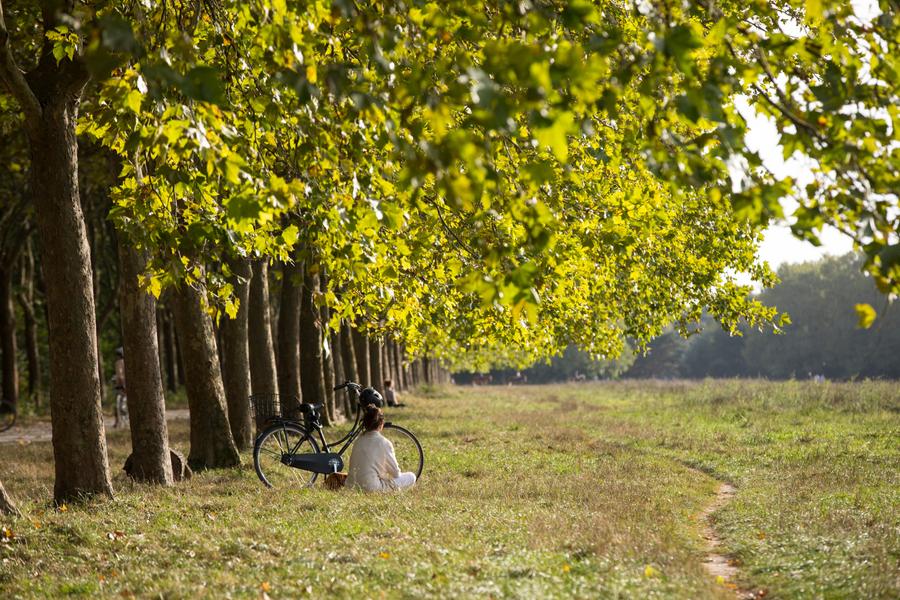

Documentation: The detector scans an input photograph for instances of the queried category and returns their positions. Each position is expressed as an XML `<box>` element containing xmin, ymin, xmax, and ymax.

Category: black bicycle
<box><xmin>252</xmin><ymin>382</ymin><xmax>424</xmax><ymax>488</ymax></box>
<box><xmin>0</xmin><ymin>399</ymin><xmax>15</xmax><ymax>433</ymax></box>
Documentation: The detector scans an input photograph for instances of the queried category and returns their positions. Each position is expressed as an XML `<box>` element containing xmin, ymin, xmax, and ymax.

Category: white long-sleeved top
<box><xmin>346</xmin><ymin>431</ymin><xmax>401</xmax><ymax>492</ymax></box>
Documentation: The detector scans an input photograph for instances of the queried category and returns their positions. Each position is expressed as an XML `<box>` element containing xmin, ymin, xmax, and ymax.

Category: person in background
<box><xmin>345</xmin><ymin>406</ymin><xmax>416</xmax><ymax>492</ymax></box>
<box><xmin>383</xmin><ymin>379</ymin><xmax>405</xmax><ymax>407</ymax></box>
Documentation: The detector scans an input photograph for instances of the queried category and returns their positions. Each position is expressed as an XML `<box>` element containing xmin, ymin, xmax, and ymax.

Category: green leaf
<box><xmin>854</xmin><ymin>303</ymin><xmax>876</xmax><ymax>329</ymax></box>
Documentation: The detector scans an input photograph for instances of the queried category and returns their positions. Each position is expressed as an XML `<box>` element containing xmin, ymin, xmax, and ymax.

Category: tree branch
<box><xmin>0</xmin><ymin>0</ymin><xmax>42</xmax><ymax>127</ymax></box>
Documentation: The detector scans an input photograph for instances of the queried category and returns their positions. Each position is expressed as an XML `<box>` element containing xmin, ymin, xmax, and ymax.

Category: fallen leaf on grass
<box><xmin>379</xmin><ymin>552</ymin><xmax>390</xmax><ymax>559</ymax></box>
<box><xmin>260</xmin><ymin>581</ymin><xmax>271</xmax><ymax>592</ymax></box>
<box><xmin>716</xmin><ymin>575</ymin><xmax>726</xmax><ymax>585</ymax></box>
<box><xmin>206</xmin><ymin>512</ymin><xmax>216</xmax><ymax>521</ymax></box>
<box><xmin>106</xmin><ymin>530</ymin><xmax>126</xmax><ymax>541</ymax></box>
<box><xmin>562</xmin><ymin>564</ymin><xmax>571</xmax><ymax>573</ymax></box>
<box><xmin>644</xmin><ymin>565</ymin><xmax>659</xmax><ymax>578</ymax></box>
<box><xmin>58</xmin><ymin>504</ymin><xmax>68</xmax><ymax>513</ymax></box>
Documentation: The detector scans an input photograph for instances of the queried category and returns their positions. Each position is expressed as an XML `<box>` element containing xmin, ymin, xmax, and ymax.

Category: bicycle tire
<box><xmin>0</xmin><ymin>399</ymin><xmax>15</xmax><ymax>433</ymax></box>
<box><xmin>381</xmin><ymin>423</ymin><xmax>424</xmax><ymax>480</ymax></box>
<box><xmin>253</xmin><ymin>421</ymin><xmax>320</xmax><ymax>489</ymax></box>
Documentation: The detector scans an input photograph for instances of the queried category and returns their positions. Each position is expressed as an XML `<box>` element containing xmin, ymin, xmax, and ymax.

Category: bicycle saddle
<box><xmin>299</xmin><ymin>402</ymin><xmax>324</xmax><ymax>413</ymax></box>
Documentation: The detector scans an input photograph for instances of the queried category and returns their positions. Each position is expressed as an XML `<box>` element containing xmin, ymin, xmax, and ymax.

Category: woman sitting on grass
<box><xmin>346</xmin><ymin>405</ymin><xmax>416</xmax><ymax>492</ymax></box>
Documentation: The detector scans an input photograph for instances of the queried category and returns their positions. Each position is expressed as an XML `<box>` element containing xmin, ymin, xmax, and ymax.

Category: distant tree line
<box><xmin>628</xmin><ymin>253</ymin><xmax>900</xmax><ymax>380</ymax></box>
<box><xmin>459</xmin><ymin>253</ymin><xmax>899</xmax><ymax>384</ymax></box>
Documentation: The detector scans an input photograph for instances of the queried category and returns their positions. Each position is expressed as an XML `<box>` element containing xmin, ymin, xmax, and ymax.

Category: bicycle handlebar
<box><xmin>333</xmin><ymin>381</ymin><xmax>363</xmax><ymax>392</ymax></box>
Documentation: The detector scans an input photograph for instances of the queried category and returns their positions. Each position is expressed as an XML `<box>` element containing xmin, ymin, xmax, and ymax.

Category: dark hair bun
<box><xmin>362</xmin><ymin>404</ymin><xmax>384</xmax><ymax>432</ymax></box>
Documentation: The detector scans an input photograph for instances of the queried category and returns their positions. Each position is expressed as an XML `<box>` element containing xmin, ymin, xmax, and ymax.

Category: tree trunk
<box><xmin>299</xmin><ymin>265</ymin><xmax>328</xmax><ymax>425</ymax></box>
<box><xmin>172</xmin><ymin>282</ymin><xmax>240</xmax><ymax>471</ymax></box>
<box><xmin>370</xmin><ymin>338</ymin><xmax>383</xmax><ymax>393</ymax></box>
<box><xmin>248</xmin><ymin>260</ymin><xmax>278</xmax><ymax>397</ymax></box>
<box><xmin>117</xmin><ymin>243</ymin><xmax>173</xmax><ymax>485</ymax></box>
<box><xmin>0</xmin><ymin>478</ymin><xmax>18</xmax><ymax>516</ymax></box>
<box><xmin>0</xmin><ymin>267</ymin><xmax>18</xmax><ymax>409</ymax></box>
<box><xmin>352</xmin><ymin>329</ymin><xmax>370</xmax><ymax>388</ymax></box>
<box><xmin>29</xmin><ymin>102</ymin><xmax>113</xmax><ymax>503</ymax></box>
<box><xmin>219</xmin><ymin>257</ymin><xmax>253</xmax><ymax>450</ymax></box>
<box><xmin>321</xmin><ymin>304</ymin><xmax>336</xmax><ymax>422</ymax></box>
<box><xmin>331</xmin><ymin>327</ymin><xmax>353</xmax><ymax>418</ymax></box>
<box><xmin>275</xmin><ymin>259</ymin><xmax>302</xmax><ymax>416</ymax></box>
<box><xmin>340</xmin><ymin>321</ymin><xmax>359</xmax><ymax>385</ymax></box>
<box><xmin>392</xmin><ymin>341</ymin><xmax>403</xmax><ymax>391</ymax></box>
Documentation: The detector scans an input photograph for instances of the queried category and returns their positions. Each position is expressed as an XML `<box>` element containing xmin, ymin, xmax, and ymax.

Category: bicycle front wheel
<box><xmin>382</xmin><ymin>423</ymin><xmax>424</xmax><ymax>480</ymax></box>
<box><xmin>254</xmin><ymin>422</ymin><xmax>320</xmax><ymax>489</ymax></box>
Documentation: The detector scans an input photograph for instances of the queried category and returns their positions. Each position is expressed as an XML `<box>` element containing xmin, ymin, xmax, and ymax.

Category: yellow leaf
<box><xmin>58</xmin><ymin>503</ymin><xmax>68</xmax><ymax>513</ymax></box>
<box><xmin>147</xmin><ymin>275</ymin><xmax>162</xmax><ymax>299</ymax></box>
<box><xmin>260</xmin><ymin>581</ymin><xmax>271</xmax><ymax>592</ymax></box>
<box><xmin>562</xmin><ymin>564</ymin><xmax>571</xmax><ymax>573</ymax></box>
<box><xmin>125</xmin><ymin>90</ymin><xmax>143</xmax><ymax>114</ymax></box>
<box><xmin>716</xmin><ymin>575</ymin><xmax>726</xmax><ymax>585</ymax></box>
<box><xmin>379</xmin><ymin>551</ymin><xmax>390</xmax><ymax>559</ymax></box>
<box><xmin>306</xmin><ymin>64</ymin><xmax>317</xmax><ymax>84</ymax></box>
<box><xmin>644</xmin><ymin>565</ymin><xmax>658</xmax><ymax>578</ymax></box>
<box><xmin>854</xmin><ymin>303</ymin><xmax>876</xmax><ymax>329</ymax></box>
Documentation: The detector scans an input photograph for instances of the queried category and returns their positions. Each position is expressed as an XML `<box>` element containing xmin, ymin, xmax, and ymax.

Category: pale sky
<box><xmin>739</xmin><ymin>99</ymin><xmax>855</xmax><ymax>270</ymax></box>
<box><xmin>747</xmin><ymin>0</ymin><xmax>880</xmax><ymax>270</ymax></box>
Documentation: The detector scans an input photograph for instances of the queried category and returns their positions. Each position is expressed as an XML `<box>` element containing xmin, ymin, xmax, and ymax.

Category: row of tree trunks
<box><xmin>370</xmin><ymin>339</ymin><xmax>383</xmax><ymax>393</ymax></box>
<box><xmin>157</xmin><ymin>308</ymin><xmax>180</xmax><ymax>393</ymax></box>
<box><xmin>117</xmin><ymin>244</ymin><xmax>173</xmax><ymax>484</ymax></box>
<box><xmin>172</xmin><ymin>281</ymin><xmax>241</xmax><ymax>471</ymax></box>
<box><xmin>16</xmin><ymin>241</ymin><xmax>40</xmax><ymax>405</ymax></box>
<box><xmin>220</xmin><ymin>258</ymin><xmax>253</xmax><ymax>450</ymax></box>
<box><xmin>0</xmin><ymin>266</ymin><xmax>18</xmax><ymax>409</ymax></box>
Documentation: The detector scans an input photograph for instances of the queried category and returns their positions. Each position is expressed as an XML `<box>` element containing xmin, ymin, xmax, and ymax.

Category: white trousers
<box><xmin>388</xmin><ymin>472</ymin><xmax>417</xmax><ymax>490</ymax></box>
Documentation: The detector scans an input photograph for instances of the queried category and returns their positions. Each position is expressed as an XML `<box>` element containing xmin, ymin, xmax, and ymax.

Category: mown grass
<box><xmin>0</xmin><ymin>381</ymin><xmax>897</xmax><ymax>599</ymax></box>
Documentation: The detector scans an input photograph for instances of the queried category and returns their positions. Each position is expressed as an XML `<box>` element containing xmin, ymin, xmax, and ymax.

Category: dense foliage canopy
<box><xmin>2</xmin><ymin>0</ymin><xmax>897</xmax><ymax>369</ymax></box>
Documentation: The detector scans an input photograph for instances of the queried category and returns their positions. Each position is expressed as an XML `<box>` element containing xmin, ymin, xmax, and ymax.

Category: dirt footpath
<box><xmin>0</xmin><ymin>409</ymin><xmax>190</xmax><ymax>445</ymax></box>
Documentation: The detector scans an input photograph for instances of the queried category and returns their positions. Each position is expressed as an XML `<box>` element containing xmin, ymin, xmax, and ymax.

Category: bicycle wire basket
<box><xmin>249</xmin><ymin>393</ymin><xmax>280</xmax><ymax>432</ymax></box>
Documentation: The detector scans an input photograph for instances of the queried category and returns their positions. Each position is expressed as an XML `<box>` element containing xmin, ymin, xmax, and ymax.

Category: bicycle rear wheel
<box><xmin>0</xmin><ymin>400</ymin><xmax>15</xmax><ymax>433</ymax></box>
<box><xmin>253</xmin><ymin>422</ymin><xmax>320</xmax><ymax>488</ymax></box>
<box><xmin>382</xmin><ymin>423</ymin><xmax>424</xmax><ymax>480</ymax></box>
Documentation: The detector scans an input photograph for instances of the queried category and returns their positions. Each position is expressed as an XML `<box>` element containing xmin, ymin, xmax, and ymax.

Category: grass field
<box><xmin>1</xmin><ymin>381</ymin><xmax>898</xmax><ymax>598</ymax></box>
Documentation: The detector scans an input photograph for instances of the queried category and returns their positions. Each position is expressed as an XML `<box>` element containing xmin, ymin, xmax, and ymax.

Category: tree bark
<box><xmin>219</xmin><ymin>257</ymin><xmax>253</xmax><ymax>450</ymax></box>
<box><xmin>248</xmin><ymin>260</ymin><xmax>278</xmax><ymax>397</ymax></box>
<box><xmin>172</xmin><ymin>282</ymin><xmax>240</xmax><ymax>471</ymax></box>
<box><xmin>0</xmin><ymin>267</ymin><xmax>18</xmax><ymax>409</ymax></box>
<box><xmin>370</xmin><ymin>338</ymin><xmax>383</xmax><ymax>393</ymax></box>
<box><xmin>331</xmin><ymin>327</ymin><xmax>353</xmax><ymax>418</ymax></box>
<box><xmin>0</xmin><ymin>478</ymin><xmax>18</xmax><ymax>516</ymax></box>
<box><xmin>275</xmin><ymin>259</ymin><xmax>302</xmax><ymax>416</ymax></box>
<box><xmin>299</xmin><ymin>265</ymin><xmax>328</xmax><ymax>424</ymax></box>
<box><xmin>340</xmin><ymin>321</ymin><xmax>359</xmax><ymax>386</ymax></box>
<box><xmin>321</xmin><ymin>304</ymin><xmax>336</xmax><ymax>422</ymax></box>
<box><xmin>29</xmin><ymin>99</ymin><xmax>114</xmax><ymax>503</ymax></box>
<box><xmin>117</xmin><ymin>243</ymin><xmax>173</xmax><ymax>485</ymax></box>
<box><xmin>160</xmin><ymin>307</ymin><xmax>178</xmax><ymax>392</ymax></box>
<box><xmin>352</xmin><ymin>329</ymin><xmax>370</xmax><ymax>388</ymax></box>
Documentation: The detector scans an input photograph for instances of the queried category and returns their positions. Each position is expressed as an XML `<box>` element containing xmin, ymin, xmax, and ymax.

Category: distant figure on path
<box><xmin>113</xmin><ymin>347</ymin><xmax>128</xmax><ymax>428</ymax></box>
<box><xmin>383</xmin><ymin>380</ymin><xmax>405</xmax><ymax>407</ymax></box>
<box><xmin>346</xmin><ymin>406</ymin><xmax>416</xmax><ymax>492</ymax></box>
